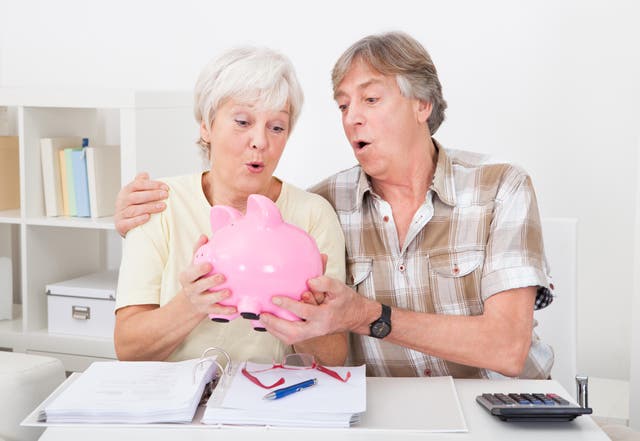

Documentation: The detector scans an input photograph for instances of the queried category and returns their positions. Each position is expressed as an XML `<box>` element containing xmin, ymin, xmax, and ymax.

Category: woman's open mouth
<box><xmin>246</xmin><ymin>162</ymin><xmax>265</xmax><ymax>173</ymax></box>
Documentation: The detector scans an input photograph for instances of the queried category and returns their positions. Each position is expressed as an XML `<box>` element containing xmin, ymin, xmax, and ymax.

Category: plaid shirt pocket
<box><xmin>428</xmin><ymin>248</ymin><xmax>485</xmax><ymax>316</ymax></box>
<box><xmin>346</xmin><ymin>257</ymin><xmax>373</xmax><ymax>290</ymax></box>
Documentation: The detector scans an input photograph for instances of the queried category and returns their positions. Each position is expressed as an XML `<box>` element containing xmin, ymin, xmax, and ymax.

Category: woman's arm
<box><xmin>115</xmin><ymin>235</ymin><xmax>236</xmax><ymax>361</ymax></box>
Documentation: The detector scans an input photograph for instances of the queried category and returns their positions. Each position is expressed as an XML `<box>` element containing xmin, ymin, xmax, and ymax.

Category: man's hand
<box><xmin>259</xmin><ymin>275</ymin><xmax>371</xmax><ymax>345</ymax></box>
<box><xmin>115</xmin><ymin>172</ymin><xmax>169</xmax><ymax>237</ymax></box>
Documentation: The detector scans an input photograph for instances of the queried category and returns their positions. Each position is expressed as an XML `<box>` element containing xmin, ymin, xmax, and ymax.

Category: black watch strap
<box><xmin>369</xmin><ymin>303</ymin><xmax>392</xmax><ymax>339</ymax></box>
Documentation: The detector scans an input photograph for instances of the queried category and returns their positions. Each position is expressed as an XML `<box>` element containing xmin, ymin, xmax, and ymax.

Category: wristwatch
<box><xmin>369</xmin><ymin>304</ymin><xmax>392</xmax><ymax>339</ymax></box>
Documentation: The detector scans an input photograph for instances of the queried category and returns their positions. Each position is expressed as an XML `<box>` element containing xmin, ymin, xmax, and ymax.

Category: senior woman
<box><xmin>114</xmin><ymin>47</ymin><xmax>347</xmax><ymax>365</ymax></box>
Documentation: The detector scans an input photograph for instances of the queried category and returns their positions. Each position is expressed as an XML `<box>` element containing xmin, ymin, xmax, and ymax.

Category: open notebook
<box><xmin>202</xmin><ymin>362</ymin><xmax>366</xmax><ymax>428</ymax></box>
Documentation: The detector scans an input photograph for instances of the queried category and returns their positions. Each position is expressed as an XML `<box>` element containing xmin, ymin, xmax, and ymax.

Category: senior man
<box><xmin>114</xmin><ymin>31</ymin><xmax>554</xmax><ymax>379</ymax></box>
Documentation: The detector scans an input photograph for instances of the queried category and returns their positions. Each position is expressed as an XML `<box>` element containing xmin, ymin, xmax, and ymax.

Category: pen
<box><xmin>263</xmin><ymin>378</ymin><xmax>318</xmax><ymax>400</ymax></box>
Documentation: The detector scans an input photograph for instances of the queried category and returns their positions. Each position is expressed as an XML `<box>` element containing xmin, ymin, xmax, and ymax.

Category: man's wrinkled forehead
<box><xmin>333</xmin><ymin>61</ymin><xmax>388</xmax><ymax>100</ymax></box>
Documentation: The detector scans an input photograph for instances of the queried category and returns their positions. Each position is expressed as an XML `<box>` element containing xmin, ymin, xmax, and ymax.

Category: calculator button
<box><xmin>521</xmin><ymin>393</ymin><xmax>544</xmax><ymax>405</ymax></box>
<box><xmin>494</xmin><ymin>393</ymin><xmax>517</xmax><ymax>405</ymax></box>
<box><xmin>482</xmin><ymin>393</ymin><xmax>504</xmax><ymax>405</ymax></box>
<box><xmin>547</xmin><ymin>393</ymin><xmax>571</xmax><ymax>405</ymax></box>
<box><xmin>533</xmin><ymin>393</ymin><xmax>556</xmax><ymax>405</ymax></box>
<box><xmin>508</xmin><ymin>393</ymin><xmax>531</xmax><ymax>405</ymax></box>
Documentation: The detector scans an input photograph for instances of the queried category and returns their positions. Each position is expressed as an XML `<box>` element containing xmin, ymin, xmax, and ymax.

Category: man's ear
<box><xmin>415</xmin><ymin>100</ymin><xmax>433</xmax><ymax>124</ymax></box>
<box><xmin>200</xmin><ymin>120</ymin><xmax>210</xmax><ymax>143</ymax></box>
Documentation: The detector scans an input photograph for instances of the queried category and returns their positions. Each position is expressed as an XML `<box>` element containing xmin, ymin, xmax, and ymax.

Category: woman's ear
<box><xmin>200</xmin><ymin>120</ymin><xmax>210</xmax><ymax>143</ymax></box>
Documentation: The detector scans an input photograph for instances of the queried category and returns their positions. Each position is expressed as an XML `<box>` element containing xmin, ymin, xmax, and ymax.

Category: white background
<box><xmin>1</xmin><ymin>0</ymin><xmax>638</xmax><ymax>381</ymax></box>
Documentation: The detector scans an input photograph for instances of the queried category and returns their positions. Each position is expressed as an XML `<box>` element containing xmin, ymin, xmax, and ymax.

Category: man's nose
<box><xmin>343</xmin><ymin>103</ymin><xmax>364</xmax><ymax>127</ymax></box>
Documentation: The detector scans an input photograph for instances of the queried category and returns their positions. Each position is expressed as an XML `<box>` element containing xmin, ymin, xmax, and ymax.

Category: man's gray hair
<box><xmin>332</xmin><ymin>31</ymin><xmax>447</xmax><ymax>134</ymax></box>
<box><xmin>194</xmin><ymin>47</ymin><xmax>304</xmax><ymax>152</ymax></box>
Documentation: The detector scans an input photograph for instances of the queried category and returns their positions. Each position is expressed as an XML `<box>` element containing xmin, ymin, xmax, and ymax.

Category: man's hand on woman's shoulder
<box><xmin>115</xmin><ymin>172</ymin><xmax>169</xmax><ymax>237</ymax></box>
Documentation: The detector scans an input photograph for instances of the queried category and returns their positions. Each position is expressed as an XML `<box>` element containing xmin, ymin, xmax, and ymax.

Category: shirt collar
<box><xmin>355</xmin><ymin>166</ymin><xmax>373</xmax><ymax>209</ymax></box>
<box><xmin>354</xmin><ymin>138</ymin><xmax>458</xmax><ymax>208</ymax></box>
<box><xmin>431</xmin><ymin>139</ymin><xmax>457</xmax><ymax>206</ymax></box>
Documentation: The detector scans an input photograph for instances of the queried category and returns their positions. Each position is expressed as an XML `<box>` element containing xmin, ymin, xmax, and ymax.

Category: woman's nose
<box><xmin>250</xmin><ymin>128</ymin><xmax>268</xmax><ymax>150</ymax></box>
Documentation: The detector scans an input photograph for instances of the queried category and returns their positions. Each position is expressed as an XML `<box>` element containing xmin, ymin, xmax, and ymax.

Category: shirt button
<box><xmin>424</xmin><ymin>369</ymin><xmax>432</xmax><ymax>376</ymax></box>
<box><xmin>398</xmin><ymin>264</ymin><xmax>405</xmax><ymax>272</ymax></box>
<box><xmin>452</xmin><ymin>264</ymin><xmax>460</xmax><ymax>275</ymax></box>
<box><xmin>383</xmin><ymin>215</ymin><xmax>389</xmax><ymax>222</ymax></box>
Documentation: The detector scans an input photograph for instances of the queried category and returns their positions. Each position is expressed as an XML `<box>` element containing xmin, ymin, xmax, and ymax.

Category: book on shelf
<box><xmin>39</xmin><ymin>137</ymin><xmax>84</xmax><ymax>217</ymax></box>
<box><xmin>0</xmin><ymin>136</ymin><xmax>20</xmax><ymax>211</ymax></box>
<box><xmin>85</xmin><ymin>145</ymin><xmax>121</xmax><ymax>218</ymax></box>
<box><xmin>58</xmin><ymin>149</ymin><xmax>70</xmax><ymax>216</ymax></box>
<box><xmin>71</xmin><ymin>148</ymin><xmax>91</xmax><ymax>217</ymax></box>
<box><xmin>63</xmin><ymin>148</ymin><xmax>81</xmax><ymax>216</ymax></box>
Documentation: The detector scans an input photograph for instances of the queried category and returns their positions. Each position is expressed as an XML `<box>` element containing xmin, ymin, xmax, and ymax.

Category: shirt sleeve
<box><xmin>480</xmin><ymin>167</ymin><xmax>554</xmax><ymax>309</ymax></box>
<box><xmin>115</xmin><ymin>213</ymin><xmax>169</xmax><ymax>311</ymax></box>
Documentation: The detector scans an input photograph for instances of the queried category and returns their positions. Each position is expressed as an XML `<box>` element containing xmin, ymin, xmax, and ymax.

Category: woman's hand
<box><xmin>115</xmin><ymin>172</ymin><xmax>169</xmax><ymax>238</ymax></box>
<box><xmin>178</xmin><ymin>235</ymin><xmax>237</xmax><ymax>316</ymax></box>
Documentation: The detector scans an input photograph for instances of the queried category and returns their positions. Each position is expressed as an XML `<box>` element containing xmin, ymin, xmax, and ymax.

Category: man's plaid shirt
<box><xmin>311</xmin><ymin>142</ymin><xmax>554</xmax><ymax>378</ymax></box>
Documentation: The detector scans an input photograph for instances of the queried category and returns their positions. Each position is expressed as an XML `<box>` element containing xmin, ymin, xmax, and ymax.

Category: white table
<box><xmin>38</xmin><ymin>378</ymin><xmax>609</xmax><ymax>441</ymax></box>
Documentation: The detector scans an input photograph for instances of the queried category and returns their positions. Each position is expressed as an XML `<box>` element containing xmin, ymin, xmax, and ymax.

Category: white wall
<box><xmin>2</xmin><ymin>0</ymin><xmax>639</xmax><ymax>380</ymax></box>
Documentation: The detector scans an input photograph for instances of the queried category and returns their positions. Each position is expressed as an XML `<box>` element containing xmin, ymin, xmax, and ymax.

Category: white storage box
<box><xmin>46</xmin><ymin>270</ymin><xmax>117</xmax><ymax>338</ymax></box>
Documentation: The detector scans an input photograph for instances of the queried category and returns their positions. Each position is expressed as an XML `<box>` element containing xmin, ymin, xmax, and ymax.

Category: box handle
<box><xmin>72</xmin><ymin>305</ymin><xmax>91</xmax><ymax>320</ymax></box>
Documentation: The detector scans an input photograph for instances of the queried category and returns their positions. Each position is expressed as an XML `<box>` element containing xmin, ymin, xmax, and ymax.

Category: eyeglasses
<box><xmin>241</xmin><ymin>353</ymin><xmax>351</xmax><ymax>389</ymax></box>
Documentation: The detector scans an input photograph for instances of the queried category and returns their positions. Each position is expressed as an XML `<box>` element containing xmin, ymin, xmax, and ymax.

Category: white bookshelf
<box><xmin>0</xmin><ymin>88</ymin><xmax>201</xmax><ymax>371</ymax></box>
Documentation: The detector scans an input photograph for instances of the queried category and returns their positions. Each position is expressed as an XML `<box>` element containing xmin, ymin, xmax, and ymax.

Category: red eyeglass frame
<box><xmin>241</xmin><ymin>358</ymin><xmax>352</xmax><ymax>389</ymax></box>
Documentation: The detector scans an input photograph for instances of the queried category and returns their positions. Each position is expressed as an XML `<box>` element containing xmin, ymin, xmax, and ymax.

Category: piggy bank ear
<box><xmin>245</xmin><ymin>194</ymin><xmax>283</xmax><ymax>229</ymax></box>
<box><xmin>210</xmin><ymin>206</ymin><xmax>242</xmax><ymax>233</ymax></box>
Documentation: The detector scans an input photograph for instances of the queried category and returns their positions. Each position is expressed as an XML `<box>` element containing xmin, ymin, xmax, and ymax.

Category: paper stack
<box><xmin>202</xmin><ymin>363</ymin><xmax>366</xmax><ymax>428</ymax></box>
<box><xmin>39</xmin><ymin>358</ymin><xmax>216</xmax><ymax>424</ymax></box>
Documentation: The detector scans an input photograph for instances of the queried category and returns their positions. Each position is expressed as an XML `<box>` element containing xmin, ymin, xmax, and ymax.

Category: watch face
<box><xmin>371</xmin><ymin>321</ymin><xmax>391</xmax><ymax>338</ymax></box>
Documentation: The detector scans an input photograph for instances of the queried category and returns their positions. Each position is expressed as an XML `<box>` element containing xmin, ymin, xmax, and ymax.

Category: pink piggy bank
<box><xmin>193</xmin><ymin>194</ymin><xmax>323</xmax><ymax>331</ymax></box>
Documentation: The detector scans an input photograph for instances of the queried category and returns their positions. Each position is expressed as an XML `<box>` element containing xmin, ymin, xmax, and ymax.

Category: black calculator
<box><xmin>476</xmin><ymin>393</ymin><xmax>593</xmax><ymax>422</ymax></box>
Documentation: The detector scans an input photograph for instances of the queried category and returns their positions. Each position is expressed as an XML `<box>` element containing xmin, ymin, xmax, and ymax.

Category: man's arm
<box><xmin>115</xmin><ymin>172</ymin><xmax>169</xmax><ymax>237</ymax></box>
<box><xmin>260</xmin><ymin>277</ymin><xmax>537</xmax><ymax>377</ymax></box>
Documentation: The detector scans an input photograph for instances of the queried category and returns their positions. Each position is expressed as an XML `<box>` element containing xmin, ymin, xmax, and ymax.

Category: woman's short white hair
<box><xmin>194</xmin><ymin>47</ymin><xmax>304</xmax><ymax>152</ymax></box>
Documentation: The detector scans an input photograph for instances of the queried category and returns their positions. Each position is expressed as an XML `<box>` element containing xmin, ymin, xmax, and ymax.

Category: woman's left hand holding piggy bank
<box><xmin>178</xmin><ymin>235</ymin><xmax>237</xmax><ymax>317</ymax></box>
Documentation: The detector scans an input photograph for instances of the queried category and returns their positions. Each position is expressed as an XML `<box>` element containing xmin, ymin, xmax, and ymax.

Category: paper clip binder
<box><xmin>193</xmin><ymin>347</ymin><xmax>232</xmax><ymax>405</ymax></box>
